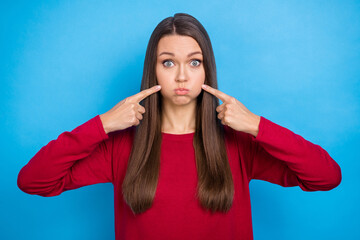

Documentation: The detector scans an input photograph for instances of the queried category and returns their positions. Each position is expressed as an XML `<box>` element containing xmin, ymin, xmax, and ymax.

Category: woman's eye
<box><xmin>191</xmin><ymin>59</ymin><xmax>202</xmax><ymax>67</ymax></box>
<box><xmin>162</xmin><ymin>59</ymin><xmax>202</xmax><ymax>68</ymax></box>
<box><xmin>162</xmin><ymin>60</ymin><xmax>174</xmax><ymax>67</ymax></box>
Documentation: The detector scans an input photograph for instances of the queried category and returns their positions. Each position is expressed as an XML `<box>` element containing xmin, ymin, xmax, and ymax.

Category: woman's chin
<box><xmin>170</xmin><ymin>96</ymin><xmax>196</xmax><ymax>106</ymax></box>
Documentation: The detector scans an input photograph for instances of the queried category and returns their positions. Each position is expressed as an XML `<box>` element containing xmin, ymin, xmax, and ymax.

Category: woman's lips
<box><xmin>175</xmin><ymin>88</ymin><xmax>189</xmax><ymax>95</ymax></box>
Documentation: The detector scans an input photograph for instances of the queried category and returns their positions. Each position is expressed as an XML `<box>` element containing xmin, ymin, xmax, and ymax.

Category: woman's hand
<box><xmin>100</xmin><ymin>85</ymin><xmax>162</xmax><ymax>134</ymax></box>
<box><xmin>201</xmin><ymin>84</ymin><xmax>261</xmax><ymax>137</ymax></box>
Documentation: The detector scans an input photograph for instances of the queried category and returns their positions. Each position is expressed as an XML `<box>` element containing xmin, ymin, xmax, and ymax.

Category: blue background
<box><xmin>2</xmin><ymin>0</ymin><xmax>359</xmax><ymax>239</ymax></box>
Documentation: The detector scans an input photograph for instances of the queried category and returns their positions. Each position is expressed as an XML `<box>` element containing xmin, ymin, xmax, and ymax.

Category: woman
<box><xmin>17</xmin><ymin>13</ymin><xmax>342</xmax><ymax>240</ymax></box>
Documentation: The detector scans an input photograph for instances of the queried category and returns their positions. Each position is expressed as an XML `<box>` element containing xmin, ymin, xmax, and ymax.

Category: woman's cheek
<box><xmin>193</xmin><ymin>85</ymin><xmax>203</xmax><ymax>98</ymax></box>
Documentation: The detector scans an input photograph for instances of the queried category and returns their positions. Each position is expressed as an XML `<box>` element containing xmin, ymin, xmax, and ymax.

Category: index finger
<box><xmin>202</xmin><ymin>84</ymin><xmax>232</xmax><ymax>102</ymax></box>
<box><xmin>130</xmin><ymin>85</ymin><xmax>162</xmax><ymax>103</ymax></box>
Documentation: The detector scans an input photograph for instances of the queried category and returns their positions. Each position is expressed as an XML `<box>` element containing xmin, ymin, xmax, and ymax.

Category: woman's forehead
<box><xmin>157</xmin><ymin>35</ymin><xmax>202</xmax><ymax>57</ymax></box>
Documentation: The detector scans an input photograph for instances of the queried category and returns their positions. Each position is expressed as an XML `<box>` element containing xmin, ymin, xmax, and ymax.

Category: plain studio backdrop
<box><xmin>1</xmin><ymin>0</ymin><xmax>359</xmax><ymax>239</ymax></box>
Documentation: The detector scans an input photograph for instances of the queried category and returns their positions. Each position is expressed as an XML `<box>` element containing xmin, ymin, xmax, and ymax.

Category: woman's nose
<box><xmin>176</xmin><ymin>64</ymin><xmax>187</xmax><ymax>82</ymax></box>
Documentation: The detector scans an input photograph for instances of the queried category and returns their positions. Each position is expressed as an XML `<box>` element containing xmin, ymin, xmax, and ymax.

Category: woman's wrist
<box><xmin>99</xmin><ymin>113</ymin><xmax>110</xmax><ymax>134</ymax></box>
<box><xmin>248</xmin><ymin>114</ymin><xmax>260</xmax><ymax>138</ymax></box>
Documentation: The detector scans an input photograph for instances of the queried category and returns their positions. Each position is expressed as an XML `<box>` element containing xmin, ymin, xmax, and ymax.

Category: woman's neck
<box><xmin>161</xmin><ymin>100</ymin><xmax>196</xmax><ymax>134</ymax></box>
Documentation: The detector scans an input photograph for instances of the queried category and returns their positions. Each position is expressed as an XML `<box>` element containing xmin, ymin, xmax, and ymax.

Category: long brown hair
<box><xmin>122</xmin><ymin>13</ymin><xmax>234</xmax><ymax>215</ymax></box>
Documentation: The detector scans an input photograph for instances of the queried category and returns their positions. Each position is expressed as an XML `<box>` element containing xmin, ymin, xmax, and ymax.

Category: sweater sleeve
<box><xmin>17</xmin><ymin>114</ymin><xmax>114</xmax><ymax>197</ymax></box>
<box><xmin>246</xmin><ymin>116</ymin><xmax>342</xmax><ymax>191</ymax></box>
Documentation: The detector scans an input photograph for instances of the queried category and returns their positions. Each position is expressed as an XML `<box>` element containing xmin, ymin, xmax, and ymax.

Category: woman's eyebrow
<box><xmin>158</xmin><ymin>51</ymin><xmax>203</xmax><ymax>57</ymax></box>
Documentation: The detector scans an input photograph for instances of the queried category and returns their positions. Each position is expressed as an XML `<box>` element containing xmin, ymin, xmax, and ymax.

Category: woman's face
<box><xmin>156</xmin><ymin>34</ymin><xmax>205</xmax><ymax>106</ymax></box>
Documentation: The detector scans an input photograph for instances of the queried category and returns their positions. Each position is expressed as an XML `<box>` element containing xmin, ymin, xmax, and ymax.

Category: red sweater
<box><xmin>17</xmin><ymin>115</ymin><xmax>341</xmax><ymax>240</ymax></box>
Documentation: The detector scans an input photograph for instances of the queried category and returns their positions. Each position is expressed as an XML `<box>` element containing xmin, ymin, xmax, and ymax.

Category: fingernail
<box><xmin>155</xmin><ymin>85</ymin><xmax>161</xmax><ymax>90</ymax></box>
<box><xmin>202</xmin><ymin>84</ymin><xmax>207</xmax><ymax>89</ymax></box>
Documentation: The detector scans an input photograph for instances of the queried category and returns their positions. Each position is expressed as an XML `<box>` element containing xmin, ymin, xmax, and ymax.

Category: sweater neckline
<box><xmin>161</xmin><ymin>131</ymin><xmax>195</xmax><ymax>140</ymax></box>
